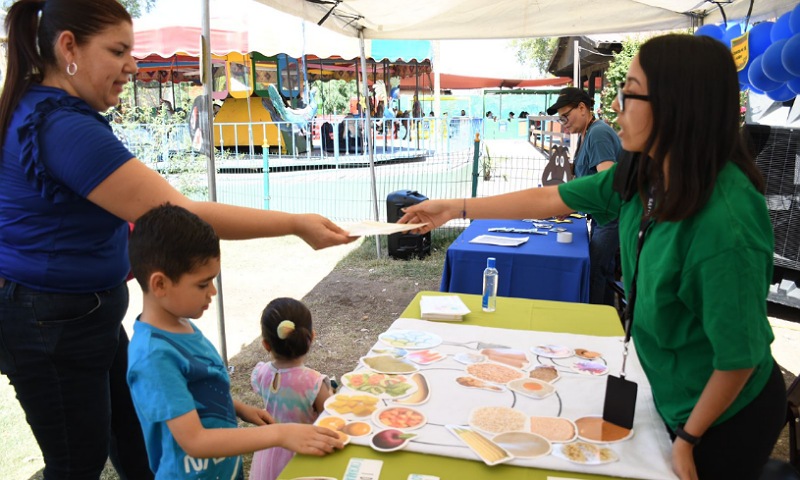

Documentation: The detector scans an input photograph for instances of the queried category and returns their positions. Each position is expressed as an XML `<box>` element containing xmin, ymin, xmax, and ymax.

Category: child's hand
<box><xmin>234</xmin><ymin>400</ymin><xmax>274</xmax><ymax>425</ymax></box>
<box><xmin>278</xmin><ymin>424</ymin><xmax>343</xmax><ymax>455</ymax></box>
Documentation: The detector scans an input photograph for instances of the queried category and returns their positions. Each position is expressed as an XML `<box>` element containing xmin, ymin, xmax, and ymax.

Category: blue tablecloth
<box><xmin>440</xmin><ymin>218</ymin><xmax>590</xmax><ymax>303</ymax></box>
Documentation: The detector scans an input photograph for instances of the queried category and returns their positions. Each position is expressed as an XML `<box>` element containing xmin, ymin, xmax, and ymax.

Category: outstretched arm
<box><xmin>398</xmin><ymin>185</ymin><xmax>572</xmax><ymax>234</ymax></box>
<box><xmin>167</xmin><ymin>409</ymin><xmax>342</xmax><ymax>459</ymax></box>
<box><xmin>87</xmin><ymin>158</ymin><xmax>356</xmax><ymax>249</ymax></box>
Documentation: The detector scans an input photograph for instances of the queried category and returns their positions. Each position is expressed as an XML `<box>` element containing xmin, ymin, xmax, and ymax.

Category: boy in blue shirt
<box><xmin>127</xmin><ymin>204</ymin><xmax>342</xmax><ymax>479</ymax></box>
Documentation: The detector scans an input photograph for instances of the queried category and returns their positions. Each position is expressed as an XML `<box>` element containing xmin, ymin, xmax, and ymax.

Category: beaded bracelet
<box><xmin>461</xmin><ymin>198</ymin><xmax>467</xmax><ymax>220</ymax></box>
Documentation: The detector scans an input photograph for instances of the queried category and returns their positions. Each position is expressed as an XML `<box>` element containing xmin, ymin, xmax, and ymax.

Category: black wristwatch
<box><xmin>674</xmin><ymin>425</ymin><xmax>701</xmax><ymax>446</ymax></box>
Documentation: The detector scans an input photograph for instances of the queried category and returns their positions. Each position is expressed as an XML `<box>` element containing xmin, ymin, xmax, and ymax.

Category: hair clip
<box><xmin>277</xmin><ymin>320</ymin><xmax>295</xmax><ymax>340</ymax></box>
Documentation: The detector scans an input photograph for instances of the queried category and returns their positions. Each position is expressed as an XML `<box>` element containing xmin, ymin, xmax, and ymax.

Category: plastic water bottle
<box><xmin>482</xmin><ymin>257</ymin><xmax>498</xmax><ymax>312</ymax></box>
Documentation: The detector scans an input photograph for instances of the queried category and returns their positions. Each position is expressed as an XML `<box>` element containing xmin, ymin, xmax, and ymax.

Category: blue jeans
<box><xmin>589</xmin><ymin>219</ymin><xmax>620</xmax><ymax>306</ymax></box>
<box><xmin>0</xmin><ymin>279</ymin><xmax>152</xmax><ymax>480</ymax></box>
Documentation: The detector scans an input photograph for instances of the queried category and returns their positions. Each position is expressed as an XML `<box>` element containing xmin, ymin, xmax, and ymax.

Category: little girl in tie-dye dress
<box><xmin>250</xmin><ymin>298</ymin><xmax>334</xmax><ymax>480</ymax></box>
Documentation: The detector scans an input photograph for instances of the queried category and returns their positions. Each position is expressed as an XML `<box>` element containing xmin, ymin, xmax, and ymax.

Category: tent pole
<box><xmin>359</xmin><ymin>29</ymin><xmax>381</xmax><ymax>259</ymax></box>
<box><xmin>201</xmin><ymin>0</ymin><xmax>228</xmax><ymax>366</ymax></box>
<box><xmin>570</xmin><ymin>38</ymin><xmax>580</xmax><ymax>163</ymax></box>
<box><xmin>433</xmin><ymin>40</ymin><xmax>441</xmax><ymax>118</ymax></box>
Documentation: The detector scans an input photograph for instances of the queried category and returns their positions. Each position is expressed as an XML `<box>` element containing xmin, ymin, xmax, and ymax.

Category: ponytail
<box><xmin>0</xmin><ymin>0</ymin><xmax>47</xmax><ymax>148</ymax></box>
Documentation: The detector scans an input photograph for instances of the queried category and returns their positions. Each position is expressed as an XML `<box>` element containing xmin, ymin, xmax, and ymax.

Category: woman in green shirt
<box><xmin>399</xmin><ymin>34</ymin><xmax>786</xmax><ymax>480</ymax></box>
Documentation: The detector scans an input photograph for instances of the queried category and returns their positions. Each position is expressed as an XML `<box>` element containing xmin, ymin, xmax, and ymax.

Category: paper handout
<box><xmin>469</xmin><ymin>234</ymin><xmax>529</xmax><ymax>247</ymax></box>
<box><xmin>341</xmin><ymin>220</ymin><xmax>427</xmax><ymax>237</ymax></box>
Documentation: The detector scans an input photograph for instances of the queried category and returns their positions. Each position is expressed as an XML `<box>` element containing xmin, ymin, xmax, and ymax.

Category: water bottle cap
<box><xmin>487</xmin><ymin>257</ymin><xmax>496</xmax><ymax>268</ymax></box>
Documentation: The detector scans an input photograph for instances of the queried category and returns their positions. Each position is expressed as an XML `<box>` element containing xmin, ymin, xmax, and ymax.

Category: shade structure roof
<box><xmin>133</xmin><ymin>0</ymin><xmax>431</xmax><ymax>62</ymax></box>
<box><xmin>254</xmin><ymin>0</ymin><xmax>798</xmax><ymax>40</ymax></box>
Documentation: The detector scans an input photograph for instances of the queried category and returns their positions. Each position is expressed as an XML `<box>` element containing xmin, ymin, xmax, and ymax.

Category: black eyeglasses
<box><xmin>617</xmin><ymin>82</ymin><xmax>650</xmax><ymax>112</ymax></box>
<box><xmin>558</xmin><ymin>105</ymin><xmax>576</xmax><ymax>125</ymax></box>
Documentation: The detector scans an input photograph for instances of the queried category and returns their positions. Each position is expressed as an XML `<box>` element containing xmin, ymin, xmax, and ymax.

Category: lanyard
<box><xmin>620</xmin><ymin>195</ymin><xmax>654</xmax><ymax>379</ymax></box>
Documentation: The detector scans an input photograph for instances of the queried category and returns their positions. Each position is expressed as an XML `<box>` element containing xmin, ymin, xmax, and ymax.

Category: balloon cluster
<box><xmin>695</xmin><ymin>3</ymin><xmax>800</xmax><ymax>101</ymax></box>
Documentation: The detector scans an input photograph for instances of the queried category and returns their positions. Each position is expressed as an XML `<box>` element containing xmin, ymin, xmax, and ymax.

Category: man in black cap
<box><xmin>547</xmin><ymin>87</ymin><xmax>621</xmax><ymax>306</ymax></box>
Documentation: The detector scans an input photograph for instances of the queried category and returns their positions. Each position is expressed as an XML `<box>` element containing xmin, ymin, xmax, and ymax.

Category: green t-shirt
<box><xmin>559</xmin><ymin>162</ymin><xmax>775</xmax><ymax>429</ymax></box>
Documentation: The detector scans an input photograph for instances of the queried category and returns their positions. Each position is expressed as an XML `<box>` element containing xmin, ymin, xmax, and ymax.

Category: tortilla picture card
<box><xmin>552</xmin><ymin>441</ymin><xmax>620</xmax><ymax>465</ymax></box>
<box><xmin>492</xmin><ymin>431</ymin><xmax>552</xmax><ymax>459</ymax></box>
<box><xmin>378</xmin><ymin>329</ymin><xmax>443</xmax><ymax>350</ymax></box>
<box><xmin>531</xmin><ymin>344</ymin><xmax>574</xmax><ymax>359</ymax></box>
<box><xmin>340</xmin><ymin>371</ymin><xmax>418</xmax><ymax>399</ymax></box>
<box><xmin>528</xmin><ymin>416</ymin><xmax>577</xmax><ymax>443</ymax></box>
<box><xmin>571</xmin><ymin>360</ymin><xmax>609</xmax><ymax>376</ymax></box>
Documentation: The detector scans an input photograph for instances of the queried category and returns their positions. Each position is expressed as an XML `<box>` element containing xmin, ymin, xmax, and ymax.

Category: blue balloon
<box><xmin>723</xmin><ymin>23</ymin><xmax>742</xmax><ymax>46</ymax></box>
<box><xmin>788</xmin><ymin>77</ymin><xmax>800</xmax><ymax>95</ymax></box>
<box><xmin>763</xmin><ymin>39</ymin><xmax>793</xmax><ymax>82</ymax></box>
<box><xmin>771</xmin><ymin>11</ymin><xmax>794</xmax><ymax>42</ymax></box>
<box><xmin>748</xmin><ymin>85</ymin><xmax>765</xmax><ymax>95</ymax></box>
<box><xmin>782</xmin><ymin>33</ymin><xmax>800</xmax><ymax>76</ymax></box>
<box><xmin>748</xmin><ymin>22</ymin><xmax>774</xmax><ymax>58</ymax></box>
<box><xmin>695</xmin><ymin>24</ymin><xmax>725</xmax><ymax>41</ymax></box>
<box><xmin>792</xmin><ymin>3</ymin><xmax>800</xmax><ymax>34</ymax></box>
<box><xmin>749</xmin><ymin>54</ymin><xmax>783</xmax><ymax>91</ymax></box>
<box><xmin>766</xmin><ymin>83</ymin><xmax>796</xmax><ymax>101</ymax></box>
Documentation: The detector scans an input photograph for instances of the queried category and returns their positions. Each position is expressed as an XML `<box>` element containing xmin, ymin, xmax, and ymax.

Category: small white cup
<box><xmin>557</xmin><ymin>231</ymin><xmax>573</xmax><ymax>244</ymax></box>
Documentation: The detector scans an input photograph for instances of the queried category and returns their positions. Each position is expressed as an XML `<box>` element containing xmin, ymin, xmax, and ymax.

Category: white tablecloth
<box><xmin>334</xmin><ymin>318</ymin><xmax>677</xmax><ymax>480</ymax></box>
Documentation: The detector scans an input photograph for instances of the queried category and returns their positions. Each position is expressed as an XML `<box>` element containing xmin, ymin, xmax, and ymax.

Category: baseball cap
<box><xmin>546</xmin><ymin>87</ymin><xmax>594</xmax><ymax>115</ymax></box>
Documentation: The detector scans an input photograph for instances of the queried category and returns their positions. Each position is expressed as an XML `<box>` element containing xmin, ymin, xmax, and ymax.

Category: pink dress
<box><xmin>249</xmin><ymin>362</ymin><xmax>324</xmax><ymax>480</ymax></box>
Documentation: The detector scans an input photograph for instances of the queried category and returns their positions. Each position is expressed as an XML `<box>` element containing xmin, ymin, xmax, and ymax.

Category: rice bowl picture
<box><xmin>468</xmin><ymin>406</ymin><xmax>528</xmax><ymax>434</ymax></box>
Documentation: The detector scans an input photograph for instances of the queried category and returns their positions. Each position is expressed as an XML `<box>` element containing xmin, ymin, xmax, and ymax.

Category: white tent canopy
<box><xmin>254</xmin><ymin>0</ymin><xmax>798</xmax><ymax>40</ymax></box>
<box><xmin>134</xmin><ymin>0</ymin><xmax>360</xmax><ymax>59</ymax></box>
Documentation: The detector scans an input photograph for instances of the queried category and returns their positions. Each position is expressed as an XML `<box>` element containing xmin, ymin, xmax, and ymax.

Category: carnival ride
<box><xmin>133</xmin><ymin>0</ymin><xmax>432</xmax><ymax>155</ymax></box>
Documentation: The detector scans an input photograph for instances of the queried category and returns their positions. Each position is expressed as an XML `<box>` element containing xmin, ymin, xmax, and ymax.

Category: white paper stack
<box><xmin>419</xmin><ymin>295</ymin><xmax>471</xmax><ymax>322</ymax></box>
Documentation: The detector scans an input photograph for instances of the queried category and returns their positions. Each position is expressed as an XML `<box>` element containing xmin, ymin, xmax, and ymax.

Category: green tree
<box><xmin>313</xmin><ymin>79</ymin><xmax>357</xmax><ymax>116</ymax></box>
<box><xmin>511</xmin><ymin>38</ymin><xmax>559</xmax><ymax>77</ymax></box>
<box><xmin>599</xmin><ymin>37</ymin><xmax>643</xmax><ymax>130</ymax></box>
<box><xmin>118</xmin><ymin>0</ymin><xmax>156</xmax><ymax>18</ymax></box>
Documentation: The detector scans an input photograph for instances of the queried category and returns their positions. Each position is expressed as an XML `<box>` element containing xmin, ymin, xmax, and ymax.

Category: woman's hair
<box><xmin>261</xmin><ymin>298</ymin><xmax>314</xmax><ymax>360</ymax></box>
<box><xmin>0</xmin><ymin>0</ymin><xmax>132</xmax><ymax>147</ymax></box>
<box><xmin>635</xmin><ymin>34</ymin><xmax>764</xmax><ymax>221</ymax></box>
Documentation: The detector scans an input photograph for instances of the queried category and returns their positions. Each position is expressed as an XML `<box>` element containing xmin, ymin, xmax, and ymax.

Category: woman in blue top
<box><xmin>400</xmin><ymin>34</ymin><xmax>786</xmax><ymax>480</ymax></box>
<box><xmin>0</xmin><ymin>1</ymin><xmax>353</xmax><ymax>478</ymax></box>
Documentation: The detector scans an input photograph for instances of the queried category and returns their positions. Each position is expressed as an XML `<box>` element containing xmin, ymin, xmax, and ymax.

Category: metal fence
<box><xmin>112</xmin><ymin>116</ymin><xmax>560</xmax><ymax>237</ymax></box>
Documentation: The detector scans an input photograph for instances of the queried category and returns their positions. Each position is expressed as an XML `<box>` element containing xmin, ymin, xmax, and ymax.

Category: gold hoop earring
<box><xmin>66</xmin><ymin>62</ymin><xmax>78</xmax><ymax>76</ymax></box>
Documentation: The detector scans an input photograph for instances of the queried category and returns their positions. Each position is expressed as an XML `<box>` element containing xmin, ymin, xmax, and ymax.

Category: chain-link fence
<box><xmin>112</xmin><ymin>116</ymin><xmax>563</xmax><ymax>242</ymax></box>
